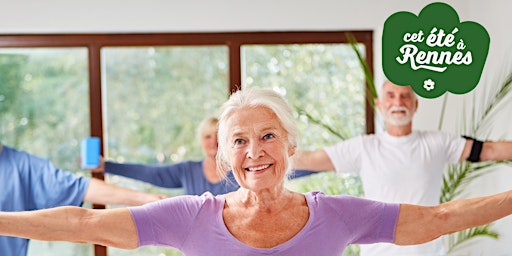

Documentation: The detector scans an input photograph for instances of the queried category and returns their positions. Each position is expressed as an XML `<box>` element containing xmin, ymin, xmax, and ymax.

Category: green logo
<box><xmin>382</xmin><ymin>2</ymin><xmax>490</xmax><ymax>98</ymax></box>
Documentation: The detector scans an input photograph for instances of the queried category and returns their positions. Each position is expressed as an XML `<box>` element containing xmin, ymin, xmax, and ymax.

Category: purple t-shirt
<box><xmin>129</xmin><ymin>191</ymin><xmax>399</xmax><ymax>255</ymax></box>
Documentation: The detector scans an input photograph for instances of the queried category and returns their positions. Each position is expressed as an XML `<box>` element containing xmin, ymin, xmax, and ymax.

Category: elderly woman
<box><xmin>92</xmin><ymin>116</ymin><xmax>315</xmax><ymax>195</ymax></box>
<box><xmin>1</xmin><ymin>88</ymin><xmax>512</xmax><ymax>255</ymax></box>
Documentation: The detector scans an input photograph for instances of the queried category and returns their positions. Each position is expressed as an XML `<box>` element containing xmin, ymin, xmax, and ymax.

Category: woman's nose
<box><xmin>246</xmin><ymin>141</ymin><xmax>263</xmax><ymax>159</ymax></box>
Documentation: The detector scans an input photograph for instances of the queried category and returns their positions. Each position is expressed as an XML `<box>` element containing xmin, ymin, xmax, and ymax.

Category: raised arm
<box><xmin>394</xmin><ymin>190</ymin><xmax>512</xmax><ymax>245</ymax></box>
<box><xmin>0</xmin><ymin>207</ymin><xmax>138</xmax><ymax>249</ymax></box>
<box><xmin>84</xmin><ymin>178</ymin><xmax>166</xmax><ymax>206</ymax></box>
<box><xmin>96</xmin><ymin>160</ymin><xmax>187</xmax><ymax>188</ymax></box>
<box><xmin>460</xmin><ymin>139</ymin><xmax>512</xmax><ymax>162</ymax></box>
<box><xmin>293</xmin><ymin>149</ymin><xmax>335</xmax><ymax>171</ymax></box>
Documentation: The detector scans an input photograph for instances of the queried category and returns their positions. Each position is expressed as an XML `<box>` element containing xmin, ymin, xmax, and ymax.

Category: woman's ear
<box><xmin>288</xmin><ymin>145</ymin><xmax>296</xmax><ymax>157</ymax></box>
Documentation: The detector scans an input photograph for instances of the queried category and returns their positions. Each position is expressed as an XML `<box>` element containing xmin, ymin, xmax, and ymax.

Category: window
<box><xmin>242</xmin><ymin>43</ymin><xmax>366</xmax><ymax>204</ymax></box>
<box><xmin>0</xmin><ymin>31</ymin><xmax>372</xmax><ymax>256</ymax></box>
<box><xmin>102</xmin><ymin>45</ymin><xmax>228</xmax><ymax>193</ymax></box>
<box><xmin>0</xmin><ymin>47</ymin><xmax>91</xmax><ymax>255</ymax></box>
<box><xmin>102</xmin><ymin>46</ymin><xmax>229</xmax><ymax>256</ymax></box>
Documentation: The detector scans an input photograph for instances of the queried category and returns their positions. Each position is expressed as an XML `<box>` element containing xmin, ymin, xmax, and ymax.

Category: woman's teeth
<box><xmin>246</xmin><ymin>164</ymin><xmax>270</xmax><ymax>172</ymax></box>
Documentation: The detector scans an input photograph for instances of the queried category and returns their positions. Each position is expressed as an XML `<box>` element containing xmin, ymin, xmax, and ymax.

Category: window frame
<box><xmin>0</xmin><ymin>31</ymin><xmax>373</xmax><ymax>256</ymax></box>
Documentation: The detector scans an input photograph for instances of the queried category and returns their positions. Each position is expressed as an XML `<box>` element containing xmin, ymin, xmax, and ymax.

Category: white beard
<box><xmin>383</xmin><ymin>106</ymin><xmax>412</xmax><ymax>126</ymax></box>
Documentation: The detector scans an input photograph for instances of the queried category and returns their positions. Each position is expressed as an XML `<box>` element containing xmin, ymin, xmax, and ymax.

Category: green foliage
<box><xmin>0</xmin><ymin>49</ymin><xmax>89</xmax><ymax>171</ymax></box>
<box><xmin>346</xmin><ymin>32</ymin><xmax>377</xmax><ymax>108</ymax></box>
<box><xmin>103</xmin><ymin>46</ymin><xmax>229</xmax><ymax>165</ymax></box>
<box><xmin>243</xmin><ymin>44</ymin><xmax>367</xmax><ymax>149</ymax></box>
<box><xmin>471</xmin><ymin>66</ymin><xmax>512</xmax><ymax>135</ymax></box>
<box><xmin>295</xmin><ymin>106</ymin><xmax>350</xmax><ymax>141</ymax></box>
<box><xmin>287</xmin><ymin>172</ymin><xmax>363</xmax><ymax>197</ymax></box>
<box><xmin>0</xmin><ymin>54</ymin><xmax>26</xmax><ymax>114</ymax></box>
<box><xmin>445</xmin><ymin>224</ymin><xmax>498</xmax><ymax>254</ymax></box>
<box><xmin>441</xmin><ymin>161</ymin><xmax>497</xmax><ymax>203</ymax></box>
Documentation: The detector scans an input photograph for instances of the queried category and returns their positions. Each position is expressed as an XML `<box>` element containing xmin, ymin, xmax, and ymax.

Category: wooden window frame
<box><xmin>0</xmin><ymin>30</ymin><xmax>373</xmax><ymax>256</ymax></box>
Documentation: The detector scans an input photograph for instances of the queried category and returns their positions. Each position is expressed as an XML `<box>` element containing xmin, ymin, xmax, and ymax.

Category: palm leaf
<box><xmin>345</xmin><ymin>32</ymin><xmax>378</xmax><ymax>108</ymax></box>
<box><xmin>441</xmin><ymin>161</ymin><xmax>503</xmax><ymax>203</ymax></box>
<box><xmin>295</xmin><ymin>105</ymin><xmax>348</xmax><ymax>140</ymax></box>
<box><xmin>473</xmin><ymin>67</ymin><xmax>512</xmax><ymax>134</ymax></box>
<box><xmin>446</xmin><ymin>224</ymin><xmax>499</xmax><ymax>254</ymax></box>
<box><xmin>293</xmin><ymin>32</ymin><xmax>377</xmax><ymax>139</ymax></box>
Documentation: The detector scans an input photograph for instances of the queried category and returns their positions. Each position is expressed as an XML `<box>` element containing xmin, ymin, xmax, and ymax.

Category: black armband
<box><xmin>462</xmin><ymin>135</ymin><xmax>484</xmax><ymax>162</ymax></box>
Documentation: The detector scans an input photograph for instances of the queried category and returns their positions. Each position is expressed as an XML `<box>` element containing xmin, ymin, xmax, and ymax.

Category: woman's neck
<box><xmin>203</xmin><ymin>155</ymin><xmax>224</xmax><ymax>183</ymax></box>
<box><xmin>233</xmin><ymin>186</ymin><xmax>292</xmax><ymax>210</ymax></box>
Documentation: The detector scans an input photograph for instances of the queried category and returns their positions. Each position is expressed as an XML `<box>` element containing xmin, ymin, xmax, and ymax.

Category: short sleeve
<box><xmin>129</xmin><ymin>193</ymin><xmax>213</xmax><ymax>248</ymax></box>
<box><xmin>29</xmin><ymin>157</ymin><xmax>90</xmax><ymax>209</ymax></box>
<box><xmin>324</xmin><ymin>136</ymin><xmax>364</xmax><ymax>174</ymax></box>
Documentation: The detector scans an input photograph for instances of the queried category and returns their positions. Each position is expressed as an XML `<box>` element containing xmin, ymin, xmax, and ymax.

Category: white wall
<box><xmin>3</xmin><ymin>0</ymin><xmax>512</xmax><ymax>255</ymax></box>
<box><xmin>0</xmin><ymin>0</ymin><xmax>465</xmax><ymax>33</ymax></box>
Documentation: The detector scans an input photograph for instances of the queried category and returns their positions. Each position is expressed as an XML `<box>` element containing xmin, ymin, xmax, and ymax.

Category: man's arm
<box><xmin>83</xmin><ymin>178</ymin><xmax>166</xmax><ymax>206</ymax></box>
<box><xmin>460</xmin><ymin>139</ymin><xmax>512</xmax><ymax>162</ymax></box>
<box><xmin>293</xmin><ymin>149</ymin><xmax>335</xmax><ymax>171</ymax></box>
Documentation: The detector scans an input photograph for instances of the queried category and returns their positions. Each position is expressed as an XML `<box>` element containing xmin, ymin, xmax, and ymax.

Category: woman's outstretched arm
<box><xmin>0</xmin><ymin>206</ymin><xmax>138</xmax><ymax>249</ymax></box>
<box><xmin>395</xmin><ymin>190</ymin><xmax>512</xmax><ymax>245</ymax></box>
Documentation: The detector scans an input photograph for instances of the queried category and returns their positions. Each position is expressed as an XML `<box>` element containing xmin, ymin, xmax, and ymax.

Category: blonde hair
<box><xmin>196</xmin><ymin>116</ymin><xmax>219</xmax><ymax>143</ymax></box>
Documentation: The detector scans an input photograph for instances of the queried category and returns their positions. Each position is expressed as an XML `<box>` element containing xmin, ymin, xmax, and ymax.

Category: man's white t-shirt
<box><xmin>325</xmin><ymin>130</ymin><xmax>466</xmax><ymax>256</ymax></box>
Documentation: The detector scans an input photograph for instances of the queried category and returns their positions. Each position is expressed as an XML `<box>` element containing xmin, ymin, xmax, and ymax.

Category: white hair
<box><xmin>216</xmin><ymin>88</ymin><xmax>298</xmax><ymax>175</ymax></box>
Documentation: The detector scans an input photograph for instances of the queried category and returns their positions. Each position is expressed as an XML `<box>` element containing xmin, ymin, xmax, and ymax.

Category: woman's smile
<box><xmin>245</xmin><ymin>164</ymin><xmax>273</xmax><ymax>173</ymax></box>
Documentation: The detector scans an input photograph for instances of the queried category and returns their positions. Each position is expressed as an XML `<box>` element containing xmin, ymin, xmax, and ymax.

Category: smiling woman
<box><xmin>222</xmin><ymin>106</ymin><xmax>294</xmax><ymax>192</ymax></box>
<box><xmin>2</xmin><ymin>88</ymin><xmax>512</xmax><ymax>255</ymax></box>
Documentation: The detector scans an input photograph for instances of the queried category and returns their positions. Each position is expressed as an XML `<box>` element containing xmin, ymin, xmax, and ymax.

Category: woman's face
<box><xmin>200</xmin><ymin>129</ymin><xmax>218</xmax><ymax>158</ymax></box>
<box><xmin>225</xmin><ymin>106</ymin><xmax>294</xmax><ymax>192</ymax></box>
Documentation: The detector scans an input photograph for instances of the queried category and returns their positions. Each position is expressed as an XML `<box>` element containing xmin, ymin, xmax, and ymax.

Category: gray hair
<box><xmin>216</xmin><ymin>88</ymin><xmax>298</xmax><ymax>175</ymax></box>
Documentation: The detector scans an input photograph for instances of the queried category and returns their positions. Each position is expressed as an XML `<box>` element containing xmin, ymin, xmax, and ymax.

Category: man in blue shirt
<box><xmin>0</xmin><ymin>144</ymin><xmax>165</xmax><ymax>256</ymax></box>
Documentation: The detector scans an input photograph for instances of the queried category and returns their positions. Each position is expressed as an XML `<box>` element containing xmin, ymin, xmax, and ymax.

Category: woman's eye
<box><xmin>233</xmin><ymin>139</ymin><xmax>244</xmax><ymax>145</ymax></box>
<box><xmin>263</xmin><ymin>133</ymin><xmax>275</xmax><ymax>140</ymax></box>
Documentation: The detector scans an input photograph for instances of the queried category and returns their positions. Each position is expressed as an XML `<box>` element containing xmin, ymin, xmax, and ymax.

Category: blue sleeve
<box><xmin>105</xmin><ymin>161</ymin><xmax>188</xmax><ymax>188</ymax></box>
<box><xmin>27</xmin><ymin>153</ymin><xmax>89</xmax><ymax>209</ymax></box>
<box><xmin>290</xmin><ymin>169</ymin><xmax>318</xmax><ymax>179</ymax></box>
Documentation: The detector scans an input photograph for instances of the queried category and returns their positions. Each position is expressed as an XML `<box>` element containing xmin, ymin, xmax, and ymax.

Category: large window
<box><xmin>102</xmin><ymin>46</ymin><xmax>228</xmax><ymax>165</ymax></box>
<box><xmin>0</xmin><ymin>31</ymin><xmax>373</xmax><ymax>256</ymax></box>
